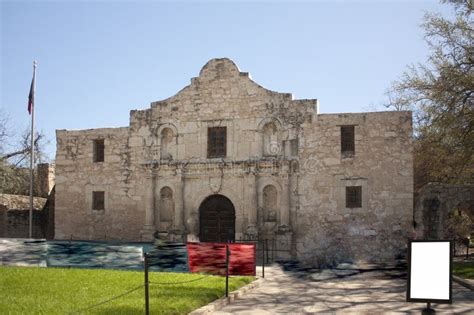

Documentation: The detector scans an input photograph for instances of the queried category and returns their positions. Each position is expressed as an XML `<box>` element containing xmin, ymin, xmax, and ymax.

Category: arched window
<box><xmin>160</xmin><ymin>128</ymin><xmax>174</xmax><ymax>160</ymax></box>
<box><xmin>263</xmin><ymin>185</ymin><xmax>277</xmax><ymax>222</ymax></box>
<box><xmin>263</xmin><ymin>122</ymin><xmax>280</xmax><ymax>156</ymax></box>
<box><xmin>159</xmin><ymin>186</ymin><xmax>174</xmax><ymax>222</ymax></box>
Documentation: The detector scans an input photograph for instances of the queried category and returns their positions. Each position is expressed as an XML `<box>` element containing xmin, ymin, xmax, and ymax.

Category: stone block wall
<box><xmin>55</xmin><ymin>127</ymin><xmax>145</xmax><ymax>240</ymax></box>
<box><xmin>296</xmin><ymin>111</ymin><xmax>413</xmax><ymax>265</ymax></box>
<box><xmin>0</xmin><ymin>194</ymin><xmax>48</xmax><ymax>238</ymax></box>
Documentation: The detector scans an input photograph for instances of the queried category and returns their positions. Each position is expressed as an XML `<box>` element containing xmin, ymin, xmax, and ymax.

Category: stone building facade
<box><xmin>55</xmin><ymin>58</ymin><xmax>413</xmax><ymax>265</ymax></box>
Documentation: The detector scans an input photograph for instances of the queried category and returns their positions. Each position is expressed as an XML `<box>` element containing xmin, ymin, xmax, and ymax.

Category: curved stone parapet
<box><xmin>198</xmin><ymin>57</ymin><xmax>241</xmax><ymax>80</ymax></box>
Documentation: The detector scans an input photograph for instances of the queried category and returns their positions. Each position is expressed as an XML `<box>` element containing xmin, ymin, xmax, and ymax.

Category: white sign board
<box><xmin>407</xmin><ymin>241</ymin><xmax>452</xmax><ymax>303</ymax></box>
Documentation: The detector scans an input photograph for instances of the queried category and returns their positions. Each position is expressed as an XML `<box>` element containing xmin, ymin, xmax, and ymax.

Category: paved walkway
<box><xmin>214</xmin><ymin>264</ymin><xmax>474</xmax><ymax>314</ymax></box>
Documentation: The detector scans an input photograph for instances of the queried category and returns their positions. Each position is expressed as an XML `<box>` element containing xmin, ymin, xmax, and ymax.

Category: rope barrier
<box><xmin>149</xmin><ymin>274</ymin><xmax>211</xmax><ymax>285</ymax></box>
<box><xmin>68</xmin><ymin>284</ymin><xmax>143</xmax><ymax>314</ymax></box>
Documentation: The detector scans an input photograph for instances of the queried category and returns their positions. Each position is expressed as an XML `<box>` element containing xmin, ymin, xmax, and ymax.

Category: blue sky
<box><xmin>1</xmin><ymin>1</ymin><xmax>451</xmax><ymax>160</ymax></box>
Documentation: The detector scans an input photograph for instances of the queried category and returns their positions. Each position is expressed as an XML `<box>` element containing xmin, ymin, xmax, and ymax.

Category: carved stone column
<box><xmin>276</xmin><ymin>167</ymin><xmax>293</xmax><ymax>260</ymax></box>
<box><xmin>245</xmin><ymin>167</ymin><xmax>258</xmax><ymax>240</ymax></box>
<box><xmin>279</xmin><ymin>173</ymin><xmax>291</xmax><ymax>230</ymax></box>
<box><xmin>140</xmin><ymin>171</ymin><xmax>156</xmax><ymax>241</ymax></box>
<box><xmin>257</xmin><ymin>176</ymin><xmax>264</xmax><ymax>220</ymax></box>
<box><xmin>170</xmin><ymin>166</ymin><xmax>185</xmax><ymax>242</ymax></box>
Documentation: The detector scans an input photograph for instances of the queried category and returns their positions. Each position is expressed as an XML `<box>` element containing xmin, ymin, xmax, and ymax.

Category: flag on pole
<box><xmin>28</xmin><ymin>61</ymin><xmax>37</xmax><ymax>238</ymax></box>
<box><xmin>28</xmin><ymin>70</ymin><xmax>35</xmax><ymax>114</ymax></box>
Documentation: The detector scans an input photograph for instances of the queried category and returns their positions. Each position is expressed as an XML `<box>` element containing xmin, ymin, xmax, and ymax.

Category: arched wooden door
<box><xmin>199</xmin><ymin>195</ymin><xmax>235</xmax><ymax>242</ymax></box>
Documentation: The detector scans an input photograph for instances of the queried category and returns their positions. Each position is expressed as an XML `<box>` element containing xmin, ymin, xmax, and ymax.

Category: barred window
<box><xmin>346</xmin><ymin>186</ymin><xmax>362</xmax><ymax>208</ymax></box>
<box><xmin>93</xmin><ymin>139</ymin><xmax>105</xmax><ymax>162</ymax></box>
<box><xmin>341</xmin><ymin>125</ymin><xmax>355</xmax><ymax>155</ymax></box>
<box><xmin>92</xmin><ymin>191</ymin><xmax>105</xmax><ymax>210</ymax></box>
<box><xmin>207</xmin><ymin>127</ymin><xmax>226</xmax><ymax>158</ymax></box>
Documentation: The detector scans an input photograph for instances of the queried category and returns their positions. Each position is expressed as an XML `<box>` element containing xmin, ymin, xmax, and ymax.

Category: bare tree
<box><xmin>0</xmin><ymin>109</ymin><xmax>48</xmax><ymax>194</ymax></box>
<box><xmin>1</xmin><ymin>129</ymin><xmax>46</xmax><ymax>166</ymax></box>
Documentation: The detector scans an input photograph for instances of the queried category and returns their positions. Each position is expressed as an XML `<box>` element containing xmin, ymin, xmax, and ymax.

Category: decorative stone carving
<box><xmin>244</xmin><ymin>225</ymin><xmax>258</xmax><ymax>240</ymax></box>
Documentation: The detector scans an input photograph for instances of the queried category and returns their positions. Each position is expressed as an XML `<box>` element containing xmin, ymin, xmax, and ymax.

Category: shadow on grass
<box><xmin>149</xmin><ymin>285</ymin><xmax>235</xmax><ymax>313</ymax></box>
<box><xmin>95</xmin><ymin>305</ymin><xmax>144</xmax><ymax>315</ymax></box>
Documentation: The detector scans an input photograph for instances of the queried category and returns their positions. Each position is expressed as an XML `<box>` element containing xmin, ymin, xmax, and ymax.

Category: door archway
<box><xmin>199</xmin><ymin>195</ymin><xmax>235</xmax><ymax>242</ymax></box>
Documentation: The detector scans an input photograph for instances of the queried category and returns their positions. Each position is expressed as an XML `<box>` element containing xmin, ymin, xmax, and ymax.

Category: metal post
<box><xmin>225</xmin><ymin>243</ymin><xmax>230</xmax><ymax>297</ymax></box>
<box><xmin>254</xmin><ymin>241</ymin><xmax>257</xmax><ymax>276</ymax></box>
<box><xmin>273</xmin><ymin>238</ymin><xmax>275</xmax><ymax>262</ymax></box>
<box><xmin>422</xmin><ymin>302</ymin><xmax>436</xmax><ymax>314</ymax></box>
<box><xmin>29</xmin><ymin>61</ymin><xmax>37</xmax><ymax>239</ymax></box>
<box><xmin>144</xmin><ymin>253</ymin><xmax>150</xmax><ymax>315</ymax></box>
<box><xmin>262</xmin><ymin>239</ymin><xmax>265</xmax><ymax>278</ymax></box>
<box><xmin>265</xmin><ymin>239</ymin><xmax>269</xmax><ymax>264</ymax></box>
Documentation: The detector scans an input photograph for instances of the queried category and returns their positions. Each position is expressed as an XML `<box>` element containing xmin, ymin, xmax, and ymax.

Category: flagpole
<box><xmin>29</xmin><ymin>60</ymin><xmax>37</xmax><ymax>239</ymax></box>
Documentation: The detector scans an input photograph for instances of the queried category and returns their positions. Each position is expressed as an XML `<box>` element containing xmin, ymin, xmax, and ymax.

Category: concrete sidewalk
<box><xmin>213</xmin><ymin>264</ymin><xmax>474</xmax><ymax>314</ymax></box>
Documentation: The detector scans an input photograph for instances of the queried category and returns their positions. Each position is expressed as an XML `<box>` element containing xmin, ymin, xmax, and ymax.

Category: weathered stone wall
<box><xmin>55</xmin><ymin>127</ymin><xmax>143</xmax><ymax>240</ymax></box>
<box><xmin>0</xmin><ymin>194</ymin><xmax>47</xmax><ymax>238</ymax></box>
<box><xmin>55</xmin><ymin>58</ymin><xmax>413</xmax><ymax>265</ymax></box>
<box><xmin>36</xmin><ymin>163</ymin><xmax>55</xmax><ymax>198</ymax></box>
<box><xmin>297</xmin><ymin>112</ymin><xmax>413</xmax><ymax>265</ymax></box>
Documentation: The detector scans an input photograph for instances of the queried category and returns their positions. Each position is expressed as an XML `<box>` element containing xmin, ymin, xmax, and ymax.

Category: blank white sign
<box><xmin>409</xmin><ymin>242</ymin><xmax>450</xmax><ymax>301</ymax></box>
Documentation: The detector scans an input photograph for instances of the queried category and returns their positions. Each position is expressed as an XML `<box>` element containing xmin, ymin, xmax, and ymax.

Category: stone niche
<box><xmin>157</xmin><ymin>186</ymin><xmax>174</xmax><ymax>228</ymax></box>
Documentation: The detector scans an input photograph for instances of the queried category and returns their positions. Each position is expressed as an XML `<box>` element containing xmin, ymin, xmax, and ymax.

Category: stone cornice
<box><xmin>140</xmin><ymin>157</ymin><xmax>299</xmax><ymax>176</ymax></box>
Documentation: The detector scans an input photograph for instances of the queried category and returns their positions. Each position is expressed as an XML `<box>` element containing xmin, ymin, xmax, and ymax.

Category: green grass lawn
<box><xmin>0</xmin><ymin>266</ymin><xmax>254</xmax><ymax>314</ymax></box>
<box><xmin>453</xmin><ymin>261</ymin><xmax>474</xmax><ymax>279</ymax></box>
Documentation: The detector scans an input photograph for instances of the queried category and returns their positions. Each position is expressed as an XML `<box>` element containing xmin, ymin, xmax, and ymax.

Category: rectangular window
<box><xmin>346</xmin><ymin>186</ymin><xmax>362</xmax><ymax>208</ymax></box>
<box><xmin>92</xmin><ymin>191</ymin><xmax>105</xmax><ymax>210</ymax></box>
<box><xmin>93</xmin><ymin>139</ymin><xmax>105</xmax><ymax>162</ymax></box>
<box><xmin>207</xmin><ymin>127</ymin><xmax>227</xmax><ymax>158</ymax></box>
<box><xmin>341</xmin><ymin>125</ymin><xmax>355</xmax><ymax>155</ymax></box>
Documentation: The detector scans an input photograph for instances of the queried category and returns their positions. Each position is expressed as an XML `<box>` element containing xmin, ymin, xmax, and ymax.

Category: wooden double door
<box><xmin>199</xmin><ymin>195</ymin><xmax>235</xmax><ymax>243</ymax></box>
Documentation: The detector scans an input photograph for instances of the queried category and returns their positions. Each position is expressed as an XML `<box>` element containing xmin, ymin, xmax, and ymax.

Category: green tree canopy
<box><xmin>387</xmin><ymin>0</ymin><xmax>473</xmax><ymax>189</ymax></box>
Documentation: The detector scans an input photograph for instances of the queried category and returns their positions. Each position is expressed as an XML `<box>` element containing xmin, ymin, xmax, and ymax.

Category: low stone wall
<box><xmin>0</xmin><ymin>194</ymin><xmax>49</xmax><ymax>239</ymax></box>
<box><xmin>0</xmin><ymin>209</ymin><xmax>45</xmax><ymax>238</ymax></box>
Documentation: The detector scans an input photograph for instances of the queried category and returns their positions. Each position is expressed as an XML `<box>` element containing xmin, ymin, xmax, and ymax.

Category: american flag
<box><xmin>28</xmin><ymin>69</ymin><xmax>35</xmax><ymax>114</ymax></box>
